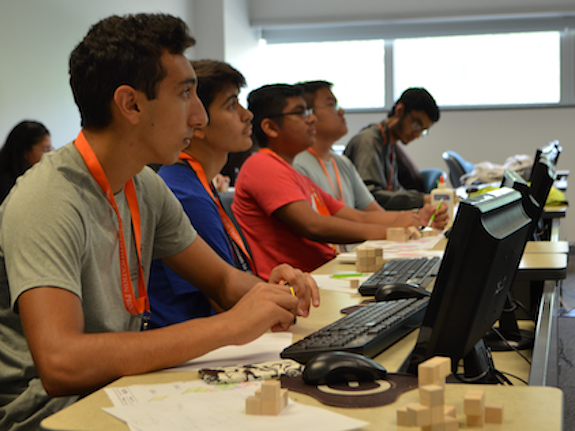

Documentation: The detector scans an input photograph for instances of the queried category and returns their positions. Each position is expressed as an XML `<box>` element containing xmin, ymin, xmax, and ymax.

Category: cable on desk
<box><xmin>490</xmin><ymin>327</ymin><xmax>532</xmax><ymax>365</ymax></box>
<box><xmin>453</xmin><ymin>350</ymin><xmax>511</xmax><ymax>385</ymax></box>
<box><xmin>498</xmin><ymin>371</ymin><xmax>528</xmax><ymax>385</ymax></box>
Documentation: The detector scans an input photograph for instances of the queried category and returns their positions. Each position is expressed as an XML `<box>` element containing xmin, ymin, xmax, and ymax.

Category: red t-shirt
<box><xmin>232</xmin><ymin>151</ymin><xmax>345</xmax><ymax>279</ymax></box>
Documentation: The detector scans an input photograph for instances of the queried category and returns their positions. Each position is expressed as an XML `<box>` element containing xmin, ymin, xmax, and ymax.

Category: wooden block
<box><xmin>467</xmin><ymin>413</ymin><xmax>485</xmax><ymax>427</ymax></box>
<box><xmin>396</xmin><ymin>406</ymin><xmax>409</xmax><ymax>426</ymax></box>
<box><xmin>430</xmin><ymin>405</ymin><xmax>445</xmax><ymax>424</ymax></box>
<box><xmin>444</xmin><ymin>404</ymin><xmax>456</xmax><ymax>418</ymax></box>
<box><xmin>374</xmin><ymin>247</ymin><xmax>383</xmax><ymax>257</ymax></box>
<box><xmin>280</xmin><ymin>388</ymin><xmax>289</xmax><ymax>409</ymax></box>
<box><xmin>261</xmin><ymin>397</ymin><xmax>282</xmax><ymax>415</ymax></box>
<box><xmin>422</xmin><ymin>424</ymin><xmax>445</xmax><ymax>431</ymax></box>
<box><xmin>485</xmin><ymin>403</ymin><xmax>504</xmax><ymax>424</ymax></box>
<box><xmin>407</xmin><ymin>225</ymin><xmax>422</xmax><ymax>239</ymax></box>
<box><xmin>355</xmin><ymin>246</ymin><xmax>369</xmax><ymax>258</ymax></box>
<box><xmin>349</xmin><ymin>279</ymin><xmax>359</xmax><ymax>289</ymax></box>
<box><xmin>444</xmin><ymin>416</ymin><xmax>459</xmax><ymax>431</ymax></box>
<box><xmin>245</xmin><ymin>396</ymin><xmax>261</xmax><ymax>415</ymax></box>
<box><xmin>375</xmin><ymin>256</ymin><xmax>384</xmax><ymax>268</ymax></box>
<box><xmin>261</xmin><ymin>379</ymin><xmax>281</xmax><ymax>400</ymax></box>
<box><xmin>406</xmin><ymin>402</ymin><xmax>431</xmax><ymax>427</ymax></box>
<box><xmin>464</xmin><ymin>390</ymin><xmax>485</xmax><ymax>416</ymax></box>
<box><xmin>419</xmin><ymin>384</ymin><xmax>444</xmax><ymax>407</ymax></box>
<box><xmin>387</xmin><ymin>227</ymin><xmax>407</xmax><ymax>242</ymax></box>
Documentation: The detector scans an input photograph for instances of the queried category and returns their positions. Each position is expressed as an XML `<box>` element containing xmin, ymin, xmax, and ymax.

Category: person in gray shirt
<box><xmin>0</xmin><ymin>13</ymin><xmax>317</xmax><ymax>430</ymax></box>
<box><xmin>294</xmin><ymin>81</ymin><xmax>441</xmax><ymax>226</ymax></box>
<box><xmin>344</xmin><ymin>87</ymin><xmax>440</xmax><ymax>210</ymax></box>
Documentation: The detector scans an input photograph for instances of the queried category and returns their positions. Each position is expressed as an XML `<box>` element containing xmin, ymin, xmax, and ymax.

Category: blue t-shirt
<box><xmin>148</xmin><ymin>163</ymin><xmax>234</xmax><ymax>327</ymax></box>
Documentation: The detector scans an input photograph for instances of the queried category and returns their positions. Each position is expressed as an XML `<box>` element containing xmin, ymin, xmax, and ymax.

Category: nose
<box><xmin>307</xmin><ymin>112</ymin><xmax>317</xmax><ymax>124</ymax></box>
<box><xmin>189</xmin><ymin>93</ymin><xmax>208</xmax><ymax>129</ymax></box>
<box><xmin>242</xmin><ymin>105</ymin><xmax>254</xmax><ymax>122</ymax></box>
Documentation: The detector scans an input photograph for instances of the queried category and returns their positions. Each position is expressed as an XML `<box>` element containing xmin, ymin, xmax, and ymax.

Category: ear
<box><xmin>260</xmin><ymin>118</ymin><xmax>280</xmax><ymax>139</ymax></box>
<box><xmin>112</xmin><ymin>85</ymin><xmax>142</xmax><ymax>125</ymax></box>
<box><xmin>394</xmin><ymin>102</ymin><xmax>405</xmax><ymax>118</ymax></box>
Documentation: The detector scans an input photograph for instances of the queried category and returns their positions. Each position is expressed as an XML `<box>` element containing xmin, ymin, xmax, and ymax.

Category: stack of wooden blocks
<box><xmin>397</xmin><ymin>356</ymin><xmax>504</xmax><ymax>429</ymax></box>
<box><xmin>245</xmin><ymin>379</ymin><xmax>289</xmax><ymax>416</ymax></box>
<box><xmin>355</xmin><ymin>246</ymin><xmax>384</xmax><ymax>272</ymax></box>
<box><xmin>464</xmin><ymin>389</ymin><xmax>504</xmax><ymax>427</ymax></box>
<box><xmin>387</xmin><ymin>226</ymin><xmax>438</xmax><ymax>242</ymax></box>
<box><xmin>397</xmin><ymin>356</ymin><xmax>458</xmax><ymax>430</ymax></box>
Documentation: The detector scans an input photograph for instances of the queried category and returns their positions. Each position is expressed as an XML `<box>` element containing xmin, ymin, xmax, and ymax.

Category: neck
<box><xmin>266</xmin><ymin>145</ymin><xmax>296</xmax><ymax>165</ymax></box>
<box><xmin>182</xmin><ymin>142</ymin><xmax>227</xmax><ymax>181</ymax></box>
<box><xmin>82</xmin><ymin>129</ymin><xmax>145</xmax><ymax>194</ymax></box>
<box><xmin>384</xmin><ymin>118</ymin><xmax>400</xmax><ymax>144</ymax></box>
<box><xmin>310</xmin><ymin>137</ymin><xmax>333</xmax><ymax>161</ymax></box>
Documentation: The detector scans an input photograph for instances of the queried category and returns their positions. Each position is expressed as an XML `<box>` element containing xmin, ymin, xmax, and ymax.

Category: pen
<box><xmin>332</xmin><ymin>273</ymin><xmax>364</xmax><ymax>278</ymax></box>
<box><xmin>427</xmin><ymin>199</ymin><xmax>444</xmax><ymax>227</ymax></box>
<box><xmin>285</xmin><ymin>282</ymin><xmax>297</xmax><ymax>324</ymax></box>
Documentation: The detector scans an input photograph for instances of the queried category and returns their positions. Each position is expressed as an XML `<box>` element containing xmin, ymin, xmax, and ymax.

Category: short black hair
<box><xmin>295</xmin><ymin>80</ymin><xmax>333</xmax><ymax>109</ymax></box>
<box><xmin>69</xmin><ymin>13</ymin><xmax>196</xmax><ymax>130</ymax></box>
<box><xmin>247</xmin><ymin>84</ymin><xmax>303</xmax><ymax>147</ymax></box>
<box><xmin>191</xmin><ymin>60</ymin><xmax>246</xmax><ymax>122</ymax></box>
<box><xmin>389</xmin><ymin>87</ymin><xmax>440</xmax><ymax>122</ymax></box>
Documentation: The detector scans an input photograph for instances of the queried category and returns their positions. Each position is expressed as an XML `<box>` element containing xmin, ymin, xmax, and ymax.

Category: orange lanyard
<box><xmin>260</xmin><ymin>148</ymin><xmax>331</xmax><ymax>216</ymax></box>
<box><xmin>74</xmin><ymin>131</ymin><xmax>149</xmax><ymax>319</ymax></box>
<box><xmin>307</xmin><ymin>147</ymin><xmax>344</xmax><ymax>203</ymax></box>
<box><xmin>377</xmin><ymin>122</ymin><xmax>395</xmax><ymax>191</ymax></box>
<box><xmin>179</xmin><ymin>152</ymin><xmax>255</xmax><ymax>273</ymax></box>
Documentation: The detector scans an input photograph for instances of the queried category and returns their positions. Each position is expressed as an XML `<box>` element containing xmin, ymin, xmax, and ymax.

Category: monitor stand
<box><xmin>483</xmin><ymin>294</ymin><xmax>534</xmax><ymax>351</ymax></box>
<box><xmin>448</xmin><ymin>340</ymin><xmax>504</xmax><ymax>385</ymax></box>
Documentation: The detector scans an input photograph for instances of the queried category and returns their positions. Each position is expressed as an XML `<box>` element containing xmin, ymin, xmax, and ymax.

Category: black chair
<box><xmin>420</xmin><ymin>168</ymin><xmax>447</xmax><ymax>193</ymax></box>
<box><xmin>442</xmin><ymin>151</ymin><xmax>475</xmax><ymax>187</ymax></box>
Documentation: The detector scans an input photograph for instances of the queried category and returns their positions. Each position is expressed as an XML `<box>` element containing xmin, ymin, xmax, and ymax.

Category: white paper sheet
<box><xmin>311</xmin><ymin>274</ymin><xmax>370</xmax><ymax>293</ymax></box>
<box><xmin>104</xmin><ymin>381</ymin><xmax>368</xmax><ymax>431</ymax></box>
<box><xmin>163</xmin><ymin>332</ymin><xmax>293</xmax><ymax>372</ymax></box>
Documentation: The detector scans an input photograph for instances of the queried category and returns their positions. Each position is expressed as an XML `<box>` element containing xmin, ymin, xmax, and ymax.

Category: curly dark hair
<box><xmin>69</xmin><ymin>13</ymin><xmax>196</xmax><ymax>130</ymax></box>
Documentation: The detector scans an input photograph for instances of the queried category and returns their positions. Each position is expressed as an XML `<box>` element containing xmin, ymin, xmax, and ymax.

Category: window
<box><xmin>241</xmin><ymin>39</ymin><xmax>385</xmax><ymax>109</ymax></box>
<box><xmin>251</xmin><ymin>26</ymin><xmax>571</xmax><ymax>110</ymax></box>
<box><xmin>393</xmin><ymin>32</ymin><xmax>561</xmax><ymax>106</ymax></box>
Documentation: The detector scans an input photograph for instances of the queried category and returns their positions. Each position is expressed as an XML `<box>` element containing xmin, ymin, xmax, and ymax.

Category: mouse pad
<box><xmin>281</xmin><ymin>373</ymin><xmax>418</xmax><ymax>408</ymax></box>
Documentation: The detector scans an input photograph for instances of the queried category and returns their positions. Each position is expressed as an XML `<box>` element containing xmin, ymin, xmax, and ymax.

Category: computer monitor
<box><xmin>528</xmin><ymin>140</ymin><xmax>561</xmax><ymax>182</ymax></box>
<box><xmin>400</xmin><ymin>187</ymin><xmax>532</xmax><ymax>383</ymax></box>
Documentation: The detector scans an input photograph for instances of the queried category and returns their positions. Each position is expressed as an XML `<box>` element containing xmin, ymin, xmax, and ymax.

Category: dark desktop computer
<box><xmin>400</xmin><ymin>187</ymin><xmax>532</xmax><ymax>384</ymax></box>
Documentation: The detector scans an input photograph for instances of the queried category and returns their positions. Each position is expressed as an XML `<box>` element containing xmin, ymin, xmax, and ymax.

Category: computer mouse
<box><xmin>374</xmin><ymin>283</ymin><xmax>431</xmax><ymax>301</ymax></box>
<box><xmin>302</xmin><ymin>351</ymin><xmax>387</xmax><ymax>385</ymax></box>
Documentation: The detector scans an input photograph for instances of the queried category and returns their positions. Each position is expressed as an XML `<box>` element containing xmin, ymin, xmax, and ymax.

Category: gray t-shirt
<box><xmin>0</xmin><ymin>142</ymin><xmax>196</xmax><ymax>430</ymax></box>
<box><xmin>293</xmin><ymin>150</ymin><xmax>375</xmax><ymax>210</ymax></box>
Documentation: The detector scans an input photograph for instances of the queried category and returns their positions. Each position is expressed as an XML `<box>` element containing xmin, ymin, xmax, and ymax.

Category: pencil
<box><xmin>285</xmin><ymin>282</ymin><xmax>297</xmax><ymax>324</ymax></box>
<box><xmin>427</xmin><ymin>199</ymin><xmax>444</xmax><ymax>227</ymax></box>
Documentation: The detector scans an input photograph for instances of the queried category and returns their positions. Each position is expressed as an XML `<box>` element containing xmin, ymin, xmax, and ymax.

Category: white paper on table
<box><xmin>311</xmin><ymin>274</ymin><xmax>370</xmax><ymax>293</ymax></box>
<box><xmin>104</xmin><ymin>383</ymin><xmax>368</xmax><ymax>431</ymax></box>
<box><xmin>335</xmin><ymin>236</ymin><xmax>445</xmax><ymax>263</ymax></box>
<box><xmin>163</xmin><ymin>332</ymin><xmax>293</xmax><ymax>372</ymax></box>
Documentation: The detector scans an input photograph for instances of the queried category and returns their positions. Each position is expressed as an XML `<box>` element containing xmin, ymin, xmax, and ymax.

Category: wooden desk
<box><xmin>41</xmin><ymin>246</ymin><xmax>566</xmax><ymax>431</ymax></box>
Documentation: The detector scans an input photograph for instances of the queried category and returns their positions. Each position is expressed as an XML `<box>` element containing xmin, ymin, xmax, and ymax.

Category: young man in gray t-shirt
<box><xmin>0</xmin><ymin>14</ymin><xmax>318</xmax><ymax>430</ymax></box>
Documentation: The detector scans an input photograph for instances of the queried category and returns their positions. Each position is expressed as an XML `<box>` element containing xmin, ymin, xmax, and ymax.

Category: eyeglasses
<box><xmin>408</xmin><ymin>112</ymin><xmax>429</xmax><ymax>136</ymax></box>
<box><xmin>267</xmin><ymin>108</ymin><xmax>313</xmax><ymax>120</ymax></box>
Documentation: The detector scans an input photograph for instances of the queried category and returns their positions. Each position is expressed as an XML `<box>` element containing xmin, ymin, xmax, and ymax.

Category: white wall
<box><xmin>1</xmin><ymin>0</ymin><xmax>572</xmax><ymax>241</ymax></box>
<box><xmin>0</xmin><ymin>0</ymin><xmax>193</xmax><ymax>149</ymax></box>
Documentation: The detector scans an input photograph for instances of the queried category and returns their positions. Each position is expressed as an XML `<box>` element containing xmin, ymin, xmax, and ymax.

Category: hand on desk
<box><xmin>419</xmin><ymin>202</ymin><xmax>448</xmax><ymax>230</ymax></box>
<box><xmin>269</xmin><ymin>263</ymin><xmax>320</xmax><ymax>317</ymax></box>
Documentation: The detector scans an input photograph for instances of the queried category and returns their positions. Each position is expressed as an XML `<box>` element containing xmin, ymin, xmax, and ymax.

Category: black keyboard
<box><xmin>358</xmin><ymin>256</ymin><xmax>441</xmax><ymax>296</ymax></box>
<box><xmin>280</xmin><ymin>297</ymin><xmax>430</xmax><ymax>364</ymax></box>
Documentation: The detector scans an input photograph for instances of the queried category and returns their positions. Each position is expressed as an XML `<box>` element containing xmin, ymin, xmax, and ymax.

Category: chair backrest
<box><xmin>442</xmin><ymin>151</ymin><xmax>475</xmax><ymax>187</ymax></box>
<box><xmin>218</xmin><ymin>191</ymin><xmax>253</xmax><ymax>258</ymax></box>
<box><xmin>420</xmin><ymin>168</ymin><xmax>447</xmax><ymax>194</ymax></box>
